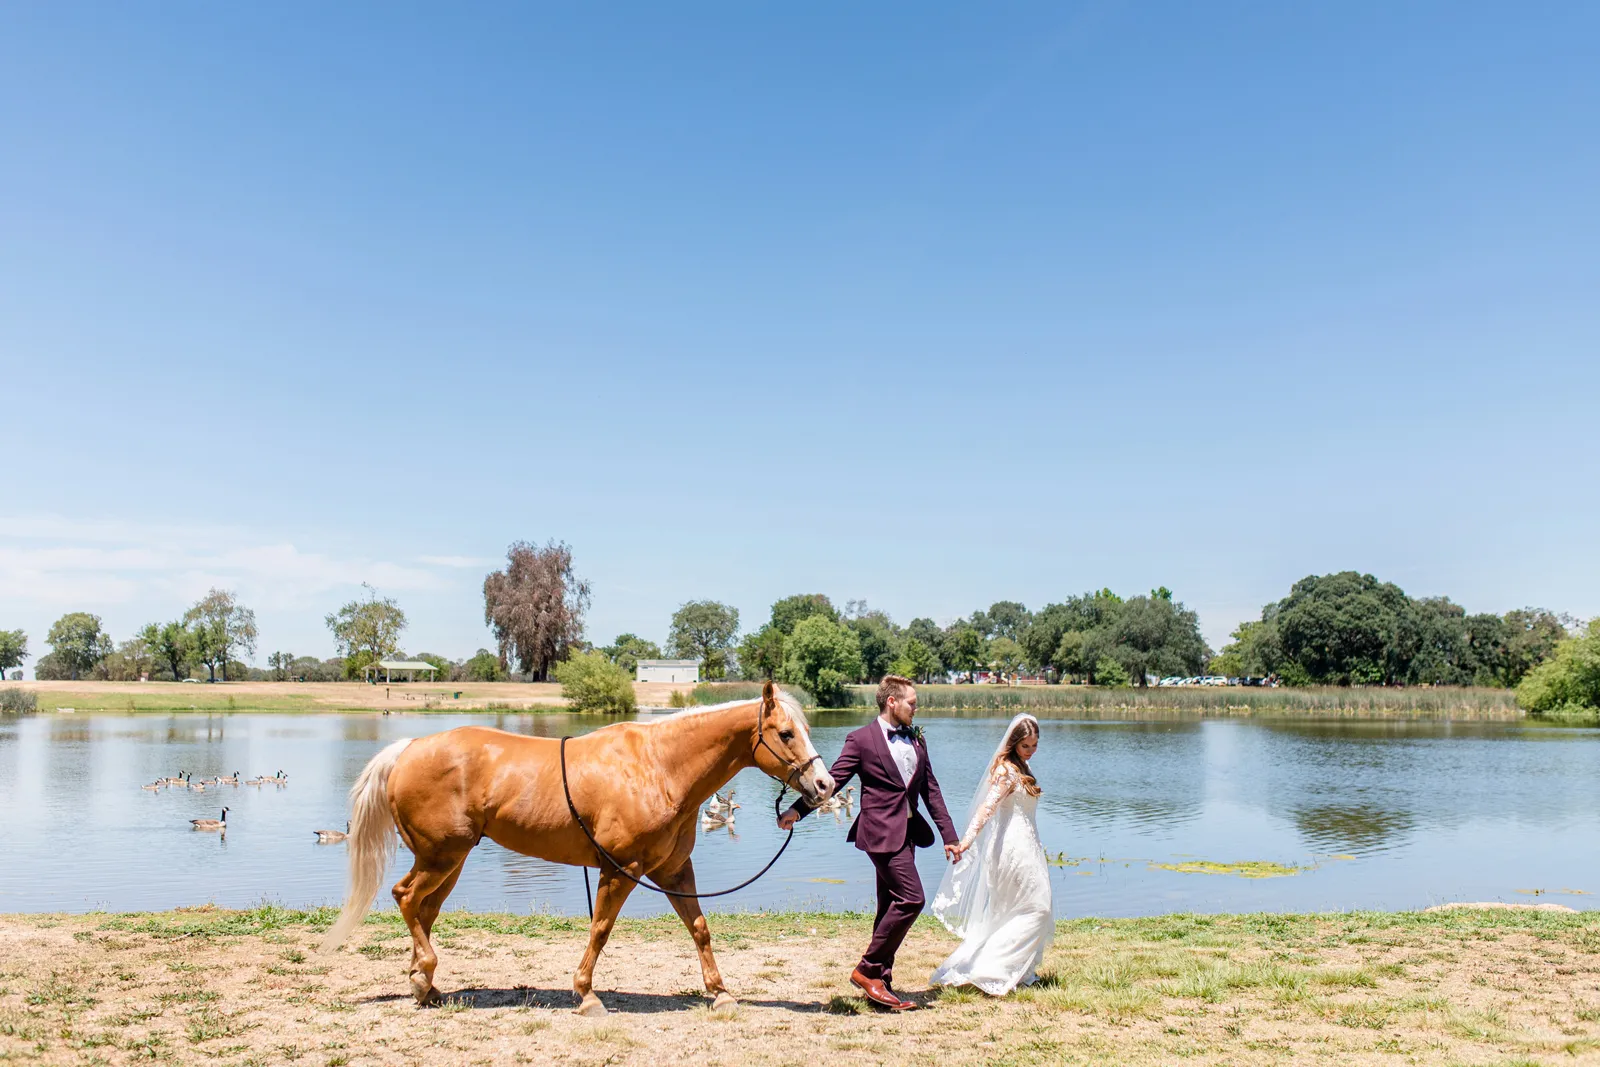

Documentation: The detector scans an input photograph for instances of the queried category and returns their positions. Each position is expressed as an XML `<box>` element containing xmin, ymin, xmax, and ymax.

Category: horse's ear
<box><xmin>761</xmin><ymin>680</ymin><xmax>776</xmax><ymax>709</ymax></box>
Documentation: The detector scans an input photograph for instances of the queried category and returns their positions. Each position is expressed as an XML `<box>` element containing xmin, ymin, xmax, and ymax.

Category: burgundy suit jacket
<box><xmin>790</xmin><ymin>721</ymin><xmax>959</xmax><ymax>854</ymax></box>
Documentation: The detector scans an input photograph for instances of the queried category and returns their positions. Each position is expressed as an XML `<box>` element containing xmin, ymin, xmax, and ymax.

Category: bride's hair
<box><xmin>992</xmin><ymin>716</ymin><xmax>1042</xmax><ymax>798</ymax></box>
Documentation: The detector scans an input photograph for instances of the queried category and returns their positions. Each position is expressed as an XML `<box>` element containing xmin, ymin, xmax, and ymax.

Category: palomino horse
<box><xmin>319</xmin><ymin>682</ymin><xmax>833</xmax><ymax>1015</ymax></box>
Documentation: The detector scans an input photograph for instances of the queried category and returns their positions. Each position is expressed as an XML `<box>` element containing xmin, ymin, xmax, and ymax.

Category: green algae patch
<box><xmin>1151</xmin><ymin>860</ymin><xmax>1308</xmax><ymax>879</ymax></box>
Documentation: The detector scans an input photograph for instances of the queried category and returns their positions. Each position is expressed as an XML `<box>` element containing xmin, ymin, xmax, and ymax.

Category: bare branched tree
<box><xmin>483</xmin><ymin>540</ymin><xmax>592</xmax><ymax>681</ymax></box>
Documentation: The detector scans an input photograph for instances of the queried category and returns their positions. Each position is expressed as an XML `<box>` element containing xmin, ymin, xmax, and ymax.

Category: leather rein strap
<box><xmin>559</xmin><ymin>703</ymin><xmax>820</xmax><ymax>918</ymax></box>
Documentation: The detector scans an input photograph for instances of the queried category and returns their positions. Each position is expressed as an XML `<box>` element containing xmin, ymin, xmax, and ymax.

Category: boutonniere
<box><xmin>909</xmin><ymin>725</ymin><xmax>925</xmax><ymax>744</ymax></box>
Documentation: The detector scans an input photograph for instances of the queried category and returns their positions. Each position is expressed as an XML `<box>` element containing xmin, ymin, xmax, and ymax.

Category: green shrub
<box><xmin>0</xmin><ymin>687</ymin><xmax>38</xmax><ymax>715</ymax></box>
<box><xmin>554</xmin><ymin>651</ymin><xmax>636</xmax><ymax>714</ymax></box>
<box><xmin>1516</xmin><ymin>621</ymin><xmax>1600</xmax><ymax>716</ymax></box>
<box><xmin>1094</xmin><ymin>657</ymin><xmax>1131</xmax><ymax>688</ymax></box>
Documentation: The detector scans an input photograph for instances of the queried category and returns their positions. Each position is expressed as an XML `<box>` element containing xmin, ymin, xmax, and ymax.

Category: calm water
<box><xmin>2</xmin><ymin>711</ymin><xmax>1597</xmax><ymax>918</ymax></box>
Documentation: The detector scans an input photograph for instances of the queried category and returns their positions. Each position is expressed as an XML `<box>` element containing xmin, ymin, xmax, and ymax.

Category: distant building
<box><xmin>636</xmin><ymin>659</ymin><xmax>701</xmax><ymax>684</ymax></box>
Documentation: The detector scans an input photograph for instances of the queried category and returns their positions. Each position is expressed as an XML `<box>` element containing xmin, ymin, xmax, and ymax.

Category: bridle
<box><xmin>559</xmin><ymin>696</ymin><xmax>826</xmax><ymax>918</ymax></box>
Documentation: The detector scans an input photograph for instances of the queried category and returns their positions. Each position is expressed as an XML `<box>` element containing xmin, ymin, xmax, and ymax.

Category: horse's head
<box><xmin>753</xmin><ymin>681</ymin><xmax>834</xmax><ymax>805</ymax></box>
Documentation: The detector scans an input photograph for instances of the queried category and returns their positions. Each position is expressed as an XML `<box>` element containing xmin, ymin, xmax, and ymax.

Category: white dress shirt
<box><xmin>878</xmin><ymin>715</ymin><xmax>919</xmax><ymax>787</ymax></box>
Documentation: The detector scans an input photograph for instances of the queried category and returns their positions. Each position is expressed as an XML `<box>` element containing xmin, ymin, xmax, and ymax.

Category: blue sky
<box><xmin>4</xmin><ymin>3</ymin><xmax>1597</xmax><ymax>669</ymax></box>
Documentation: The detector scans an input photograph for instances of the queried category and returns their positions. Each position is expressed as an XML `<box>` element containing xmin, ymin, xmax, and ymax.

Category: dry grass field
<box><xmin>10</xmin><ymin>681</ymin><xmax>698</xmax><ymax>714</ymax></box>
<box><xmin>3</xmin><ymin>906</ymin><xmax>1599</xmax><ymax>1066</ymax></box>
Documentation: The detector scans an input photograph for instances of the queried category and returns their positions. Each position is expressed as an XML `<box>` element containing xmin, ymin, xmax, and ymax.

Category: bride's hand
<box><xmin>944</xmin><ymin>843</ymin><xmax>963</xmax><ymax>863</ymax></box>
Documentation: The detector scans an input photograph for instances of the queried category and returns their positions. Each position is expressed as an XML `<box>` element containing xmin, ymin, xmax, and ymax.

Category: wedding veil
<box><xmin>930</xmin><ymin>712</ymin><xmax>1039</xmax><ymax>938</ymax></box>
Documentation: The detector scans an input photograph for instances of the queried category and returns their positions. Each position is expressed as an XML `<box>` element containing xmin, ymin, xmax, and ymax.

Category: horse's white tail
<box><xmin>319</xmin><ymin>738</ymin><xmax>412</xmax><ymax>953</ymax></box>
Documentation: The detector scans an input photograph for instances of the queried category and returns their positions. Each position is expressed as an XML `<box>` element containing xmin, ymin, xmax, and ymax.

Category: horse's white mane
<box><xmin>643</xmin><ymin>689</ymin><xmax>808</xmax><ymax>729</ymax></box>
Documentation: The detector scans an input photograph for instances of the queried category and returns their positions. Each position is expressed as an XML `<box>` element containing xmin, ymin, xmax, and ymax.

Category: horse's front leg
<box><xmin>573</xmin><ymin>865</ymin><xmax>638</xmax><ymax>1016</ymax></box>
<box><xmin>656</xmin><ymin>858</ymin><xmax>736</xmax><ymax>1011</ymax></box>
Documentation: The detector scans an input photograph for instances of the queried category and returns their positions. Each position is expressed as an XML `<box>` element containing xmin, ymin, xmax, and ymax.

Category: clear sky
<box><xmin>4</xmin><ymin>3</ymin><xmax>1597</xmax><ymax>670</ymax></box>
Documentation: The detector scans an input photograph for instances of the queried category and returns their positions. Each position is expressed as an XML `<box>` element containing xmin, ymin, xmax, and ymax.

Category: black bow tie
<box><xmin>888</xmin><ymin>726</ymin><xmax>915</xmax><ymax>741</ymax></box>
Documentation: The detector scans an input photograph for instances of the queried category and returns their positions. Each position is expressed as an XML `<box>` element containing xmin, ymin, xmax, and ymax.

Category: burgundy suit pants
<box><xmin>857</xmin><ymin>838</ymin><xmax>923</xmax><ymax>984</ymax></box>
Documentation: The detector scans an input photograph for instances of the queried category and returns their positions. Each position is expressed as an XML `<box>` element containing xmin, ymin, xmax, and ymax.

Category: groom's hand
<box><xmin>944</xmin><ymin>843</ymin><xmax>963</xmax><ymax>863</ymax></box>
<box><xmin>777</xmin><ymin>811</ymin><xmax>799</xmax><ymax>831</ymax></box>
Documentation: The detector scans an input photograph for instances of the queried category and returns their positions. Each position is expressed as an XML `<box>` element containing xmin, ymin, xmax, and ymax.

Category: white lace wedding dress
<box><xmin>930</xmin><ymin>761</ymin><xmax>1054</xmax><ymax>995</ymax></box>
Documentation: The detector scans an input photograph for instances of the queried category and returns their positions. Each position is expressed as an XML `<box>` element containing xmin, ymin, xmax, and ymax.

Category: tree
<box><xmin>1021</xmin><ymin>591</ymin><xmax>1123</xmax><ymax>676</ymax></box>
<box><xmin>846</xmin><ymin>610</ymin><xmax>901</xmax><ymax>683</ymax></box>
<box><xmin>1273</xmin><ymin>572</ymin><xmax>1414</xmax><ymax>685</ymax></box>
<box><xmin>554</xmin><ymin>650</ymin><xmax>637</xmax><ymax>714</ymax></box>
<box><xmin>267</xmin><ymin>651</ymin><xmax>296</xmax><ymax>681</ymax></box>
<box><xmin>326</xmin><ymin>584</ymin><xmax>408</xmax><ymax>679</ymax></box>
<box><xmin>483</xmin><ymin>540</ymin><xmax>591</xmax><ymax>681</ymax></box>
<box><xmin>463</xmin><ymin>649</ymin><xmax>505</xmax><ymax>682</ymax></box>
<box><xmin>415</xmin><ymin>652</ymin><xmax>454</xmax><ymax>681</ymax></box>
<box><xmin>780</xmin><ymin>615</ymin><xmax>863</xmax><ymax>707</ymax></box>
<box><xmin>185</xmin><ymin>589</ymin><xmax>258</xmax><ymax>682</ymax></box>
<box><xmin>667</xmin><ymin>601</ymin><xmax>740</xmax><ymax>680</ymax></box>
<box><xmin>1498</xmin><ymin>608</ymin><xmax>1569</xmax><ymax>687</ymax></box>
<box><xmin>0</xmin><ymin>630</ymin><xmax>27</xmax><ymax>680</ymax></box>
<box><xmin>1212</xmin><ymin>619</ymin><xmax>1281</xmax><ymax>679</ymax></box>
<box><xmin>770</xmin><ymin>594</ymin><xmax>838</xmax><ymax>635</ymax></box>
<box><xmin>602</xmin><ymin>634</ymin><xmax>661</xmax><ymax>678</ymax></box>
<box><xmin>45</xmin><ymin>613</ymin><xmax>111</xmax><ymax>680</ymax></box>
<box><xmin>1097</xmin><ymin>594</ymin><xmax>1210</xmax><ymax>686</ymax></box>
<box><xmin>1515</xmin><ymin>621</ymin><xmax>1600</xmax><ymax>714</ymax></box>
<box><xmin>982</xmin><ymin>602</ymin><xmax>1032</xmax><ymax>641</ymax></box>
<box><xmin>145</xmin><ymin>621</ymin><xmax>193</xmax><ymax>682</ymax></box>
<box><xmin>102</xmin><ymin>634</ymin><xmax>154</xmax><ymax>681</ymax></box>
<box><xmin>737</xmin><ymin>625</ymin><xmax>786</xmax><ymax>680</ymax></box>
<box><xmin>988</xmin><ymin>636</ymin><xmax>1025</xmax><ymax>677</ymax></box>
<box><xmin>889</xmin><ymin>637</ymin><xmax>942</xmax><ymax>683</ymax></box>
<box><xmin>941</xmin><ymin>624</ymin><xmax>985</xmax><ymax>681</ymax></box>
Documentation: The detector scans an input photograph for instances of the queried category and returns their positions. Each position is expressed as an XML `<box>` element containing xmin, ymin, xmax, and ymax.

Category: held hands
<box><xmin>944</xmin><ymin>842</ymin><xmax>965</xmax><ymax>864</ymax></box>
<box><xmin>776</xmin><ymin>810</ymin><xmax>799</xmax><ymax>831</ymax></box>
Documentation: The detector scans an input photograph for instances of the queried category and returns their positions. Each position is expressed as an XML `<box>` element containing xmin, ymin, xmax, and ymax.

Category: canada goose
<box><xmin>313</xmin><ymin>821</ymin><xmax>350</xmax><ymax>844</ymax></box>
<box><xmin>817</xmin><ymin>785</ymin><xmax>857</xmax><ymax>812</ymax></box>
<box><xmin>273</xmin><ymin>770</ymin><xmax>288</xmax><ymax>785</ymax></box>
<box><xmin>162</xmin><ymin>771</ymin><xmax>188</xmax><ymax>786</ymax></box>
<box><xmin>244</xmin><ymin>776</ymin><xmax>266</xmax><ymax>786</ymax></box>
<box><xmin>191</xmin><ymin>808</ymin><xmax>229</xmax><ymax>831</ymax></box>
<box><xmin>190</xmin><ymin>780</ymin><xmax>207</xmax><ymax>792</ymax></box>
<box><xmin>141</xmin><ymin>780</ymin><xmax>163</xmax><ymax>791</ymax></box>
<box><xmin>218</xmin><ymin>771</ymin><xmax>240</xmax><ymax>785</ymax></box>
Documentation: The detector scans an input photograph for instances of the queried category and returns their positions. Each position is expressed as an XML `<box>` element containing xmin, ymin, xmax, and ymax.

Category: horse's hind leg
<box><xmin>657</xmin><ymin>860</ymin><xmax>736</xmax><ymax>1011</ymax></box>
<box><xmin>573</xmin><ymin>867</ymin><xmax>638</xmax><ymax>1017</ymax></box>
<box><xmin>394</xmin><ymin>848</ymin><xmax>470</xmax><ymax>1006</ymax></box>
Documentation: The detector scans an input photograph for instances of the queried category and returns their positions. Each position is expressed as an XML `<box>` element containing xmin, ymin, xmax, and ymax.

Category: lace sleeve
<box><xmin>958</xmin><ymin>765</ymin><xmax>1018</xmax><ymax>851</ymax></box>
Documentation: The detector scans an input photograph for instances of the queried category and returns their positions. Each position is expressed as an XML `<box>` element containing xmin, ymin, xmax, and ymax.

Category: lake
<box><xmin>1</xmin><ymin>710</ymin><xmax>1596</xmax><ymax>918</ymax></box>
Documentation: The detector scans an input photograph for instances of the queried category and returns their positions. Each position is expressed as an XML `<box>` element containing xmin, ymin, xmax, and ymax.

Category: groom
<box><xmin>778</xmin><ymin>675</ymin><xmax>962</xmax><ymax>1011</ymax></box>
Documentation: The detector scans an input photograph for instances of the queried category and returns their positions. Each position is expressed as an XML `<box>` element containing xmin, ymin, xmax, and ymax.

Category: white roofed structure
<box><xmin>363</xmin><ymin>659</ymin><xmax>441</xmax><ymax>682</ymax></box>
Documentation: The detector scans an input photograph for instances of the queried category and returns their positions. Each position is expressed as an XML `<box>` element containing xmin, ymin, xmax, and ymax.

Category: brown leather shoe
<box><xmin>851</xmin><ymin>969</ymin><xmax>917</xmax><ymax>1011</ymax></box>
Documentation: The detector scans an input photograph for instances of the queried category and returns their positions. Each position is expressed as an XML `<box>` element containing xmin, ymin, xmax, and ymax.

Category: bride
<box><xmin>930</xmin><ymin>713</ymin><xmax>1053</xmax><ymax>995</ymax></box>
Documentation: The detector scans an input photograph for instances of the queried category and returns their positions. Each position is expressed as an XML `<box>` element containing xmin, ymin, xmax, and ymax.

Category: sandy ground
<box><xmin>14</xmin><ymin>681</ymin><xmax>699</xmax><ymax>712</ymax></box>
<box><xmin>4</xmin><ymin>907</ymin><xmax>1600</xmax><ymax>1066</ymax></box>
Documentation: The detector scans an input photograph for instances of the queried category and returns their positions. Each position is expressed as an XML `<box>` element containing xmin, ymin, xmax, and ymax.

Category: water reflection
<box><xmin>1</xmin><ymin>712</ymin><xmax>1598</xmax><ymax>918</ymax></box>
<box><xmin>1290</xmin><ymin>804</ymin><xmax>1417</xmax><ymax>855</ymax></box>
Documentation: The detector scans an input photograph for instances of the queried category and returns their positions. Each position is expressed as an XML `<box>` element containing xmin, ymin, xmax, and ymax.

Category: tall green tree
<box><xmin>1021</xmin><ymin>591</ymin><xmax>1122</xmax><ymax>677</ymax></box>
<box><xmin>1498</xmin><ymin>608</ymin><xmax>1569</xmax><ymax>687</ymax></box>
<box><xmin>326</xmin><ymin>584</ymin><xmax>408</xmax><ymax>679</ymax></box>
<box><xmin>45</xmin><ymin>612</ymin><xmax>111</xmax><ymax>680</ymax></box>
<box><xmin>987</xmin><ymin>636</ymin><xmax>1025</xmax><ymax>676</ymax></box>
<box><xmin>0</xmin><ymin>630</ymin><xmax>28</xmax><ymax>680</ymax></box>
<box><xmin>737</xmin><ymin>625</ymin><xmax>786</xmax><ymax>680</ymax></box>
<box><xmin>769</xmin><ymin>594</ymin><xmax>837</xmax><ymax>635</ymax></box>
<box><xmin>1097</xmin><ymin>594</ymin><xmax>1209</xmax><ymax>686</ymax></box>
<box><xmin>981</xmin><ymin>601</ymin><xmax>1032</xmax><ymax>641</ymax></box>
<box><xmin>143</xmin><ymin>621</ymin><xmax>193</xmax><ymax>681</ymax></box>
<box><xmin>267</xmin><ymin>650</ymin><xmax>296</xmax><ymax>681</ymax></box>
<box><xmin>942</xmin><ymin>624</ymin><xmax>985</xmax><ymax>681</ymax></box>
<box><xmin>889</xmin><ymin>637</ymin><xmax>942</xmax><ymax>683</ymax></box>
<box><xmin>667</xmin><ymin>601</ymin><xmax>740</xmax><ymax>680</ymax></box>
<box><xmin>601</xmin><ymin>633</ymin><xmax>662</xmax><ymax>678</ymax></box>
<box><xmin>185</xmin><ymin>589</ymin><xmax>258</xmax><ymax>681</ymax></box>
<box><xmin>1273</xmin><ymin>571</ymin><xmax>1414</xmax><ymax>685</ymax></box>
<box><xmin>845</xmin><ymin>610</ymin><xmax>901</xmax><ymax>683</ymax></box>
<box><xmin>780</xmin><ymin>615</ymin><xmax>863</xmax><ymax>707</ymax></box>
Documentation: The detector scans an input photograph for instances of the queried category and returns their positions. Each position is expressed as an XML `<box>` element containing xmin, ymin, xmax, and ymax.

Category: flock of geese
<box><xmin>139</xmin><ymin>769</ymin><xmax>349</xmax><ymax>842</ymax></box>
<box><xmin>699</xmin><ymin>785</ymin><xmax>856</xmax><ymax>831</ymax></box>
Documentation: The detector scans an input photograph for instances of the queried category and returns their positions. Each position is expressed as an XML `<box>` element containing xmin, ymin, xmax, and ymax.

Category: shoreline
<box><xmin>5</xmin><ymin>906</ymin><xmax>1598</xmax><ymax>1065</ymax></box>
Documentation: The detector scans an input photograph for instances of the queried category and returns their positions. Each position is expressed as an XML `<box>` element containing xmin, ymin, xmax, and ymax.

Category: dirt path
<box><xmin>4</xmin><ymin>908</ymin><xmax>1600</xmax><ymax>1066</ymax></box>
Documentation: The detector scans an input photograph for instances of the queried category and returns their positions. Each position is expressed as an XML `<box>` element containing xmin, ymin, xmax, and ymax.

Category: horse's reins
<box><xmin>560</xmin><ymin>702</ymin><xmax>824</xmax><ymax>920</ymax></box>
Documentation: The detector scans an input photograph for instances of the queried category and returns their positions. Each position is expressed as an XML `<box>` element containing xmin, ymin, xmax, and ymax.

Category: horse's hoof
<box><xmin>410</xmin><ymin>973</ymin><xmax>440</xmax><ymax>1006</ymax></box>
<box><xmin>575</xmin><ymin>994</ymin><xmax>607</xmax><ymax>1017</ymax></box>
<box><xmin>711</xmin><ymin>991</ymin><xmax>737</xmax><ymax>1013</ymax></box>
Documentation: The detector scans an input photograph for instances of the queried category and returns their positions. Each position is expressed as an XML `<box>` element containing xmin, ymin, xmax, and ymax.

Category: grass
<box><xmin>7</xmin><ymin>906</ymin><xmax>1600</xmax><ymax>1067</ymax></box>
<box><xmin>833</xmin><ymin>682</ymin><xmax>1525</xmax><ymax>718</ymax></box>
